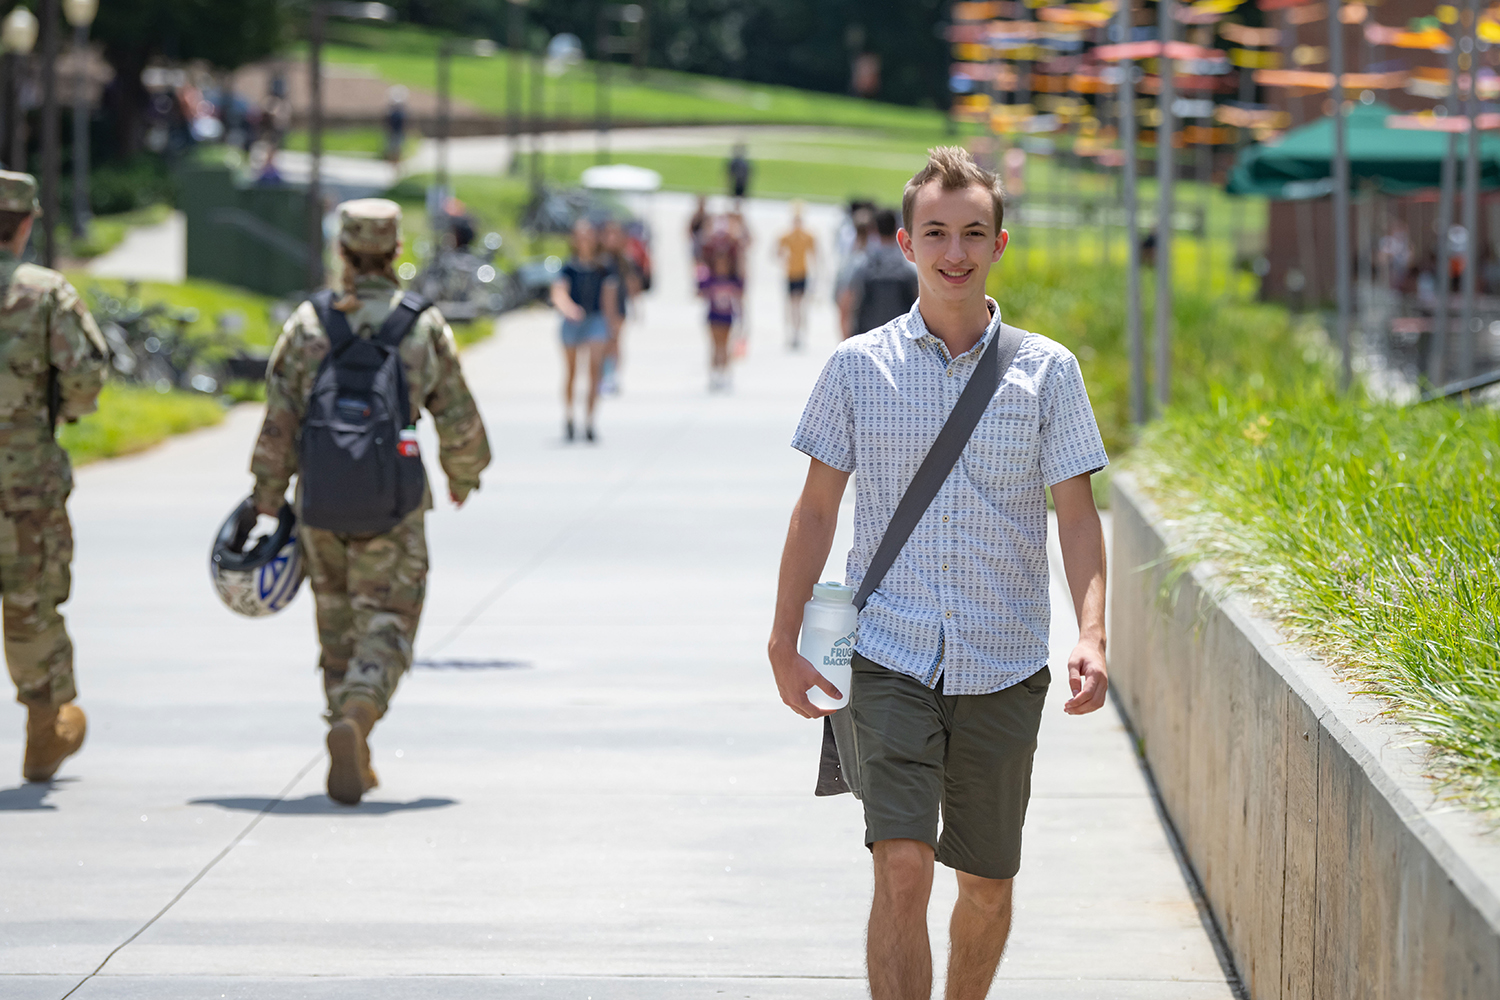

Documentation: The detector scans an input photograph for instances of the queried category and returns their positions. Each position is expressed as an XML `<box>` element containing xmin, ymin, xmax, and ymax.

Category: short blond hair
<box><xmin>901</xmin><ymin>146</ymin><xmax>1005</xmax><ymax>235</ymax></box>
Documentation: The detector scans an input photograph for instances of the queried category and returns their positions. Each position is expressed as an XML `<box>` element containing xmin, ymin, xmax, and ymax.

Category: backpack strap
<box><xmin>376</xmin><ymin>292</ymin><xmax>432</xmax><ymax>348</ymax></box>
<box><xmin>310</xmin><ymin>288</ymin><xmax>355</xmax><ymax>354</ymax></box>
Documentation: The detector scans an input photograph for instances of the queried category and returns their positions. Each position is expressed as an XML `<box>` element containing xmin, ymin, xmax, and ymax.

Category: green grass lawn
<box><xmin>988</xmin><ymin>251</ymin><xmax>1319</xmax><ymax>463</ymax></box>
<box><xmin>283</xmin><ymin>126</ymin><xmax>419</xmax><ymax>160</ymax></box>
<box><xmin>1130</xmin><ymin>392</ymin><xmax>1500</xmax><ymax>811</ymax></box>
<box><xmin>71</xmin><ymin>274</ymin><xmax>284</xmax><ymax>350</ymax></box>
<box><xmin>59</xmin><ymin>383</ymin><xmax>226</xmax><ymax>465</ymax></box>
<box><xmin>317</xmin><ymin>22</ymin><xmax>946</xmax><ymax>134</ymax></box>
<box><xmin>547</xmin><ymin>149</ymin><xmax>925</xmax><ymax>205</ymax></box>
<box><xmin>54</xmin><ymin>204</ymin><xmax>174</xmax><ymax>261</ymax></box>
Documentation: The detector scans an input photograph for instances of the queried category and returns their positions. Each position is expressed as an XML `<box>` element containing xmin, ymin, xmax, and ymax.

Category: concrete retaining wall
<box><xmin>1109</xmin><ymin>472</ymin><xmax>1500</xmax><ymax>999</ymax></box>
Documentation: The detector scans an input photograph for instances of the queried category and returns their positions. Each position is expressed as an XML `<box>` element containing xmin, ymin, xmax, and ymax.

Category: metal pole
<box><xmin>507</xmin><ymin>0</ymin><xmax>522</xmax><ymax>174</ymax></box>
<box><xmin>306</xmin><ymin>3</ymin><xmax>325</xmax><ymax>289</ymax></box>
<box><xmin>0</xmin><ymin>54</ymin><xmax>9</xmax><ymax>171</ymax></box>
<box><xmin>1331</xmin><ymin>0</ymin><xmax>1351</xmax><ymax>391</ymax></box>
<box><xmin>529</xmin><ymin>34</ymin><xmax>543</xmax><ymax>192</ymax></box>
<box><xmin>595</xmin><ymin>9</ymin><xmax>610</xmax><ymax>164</ymax></box>
<box><xmin>1459</xmin><ymin>0</ymin><xmax>1480</xmax><ymax>380</ymax></box>
<box><xmin>69</xmin><ymin>22</ymin><xmax>86</xmax><ymax>238</ymax></box>
<box><xmin>1432</xmin><ymin>44</ymin><xmax>1459</xmax><ymax>384</ymax></box>
<box><xmin>1118</xmin><ymin>0</ymin><xmax>1144</xmax><ymax>424</ymax></box>
<box><xmin>39</xmin><ymin>0</ymin><xmax>56</xmax><ymax>267</ymax></box>
<box><xmin>1197</xmin><ymin>106</ymin><xmax>1211</xmax><ymax>296</ymax></box>
<box><xmin>9</xmin><ymin>55</ymin><xmax>23</xmax><ymax>173</ymax></box>
<box><xmin>1155</xmin><ymin>0</ymin><xmax>1175</xmax><ymax>410</ymax></box>
<box><xmin>437</xmin><ymin>40</ymin><xmax>450</xmax><ymax>198</ymax></box>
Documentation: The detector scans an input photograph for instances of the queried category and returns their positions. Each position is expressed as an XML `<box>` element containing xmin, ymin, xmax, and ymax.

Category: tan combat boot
<box><xmin>326</xmin><ymin>696</ymin><xmax>380</xmax><ymax>805</ymax></box>
<box><xmin>23</xmin><ymin>702</ymin><xmax>87</xmax><ymax>782</ymax></box>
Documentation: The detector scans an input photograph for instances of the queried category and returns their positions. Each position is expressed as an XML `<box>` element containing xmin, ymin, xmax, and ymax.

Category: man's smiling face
<box><xmin>897</xmin><ymin>181</ymin><xmax>1008</xmax><ymax>306</ymax></box>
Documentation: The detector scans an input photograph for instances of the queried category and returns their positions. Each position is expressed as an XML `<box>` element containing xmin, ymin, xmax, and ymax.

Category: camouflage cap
<box><xmin>338</xmin><ymin>198</ymin><xmax>402</xmax><ymax>253</ymax></box>
<box><xmin>0</xmin><ymin>170</ymin><xmax>40</xmax><ymax>216</ymax></box>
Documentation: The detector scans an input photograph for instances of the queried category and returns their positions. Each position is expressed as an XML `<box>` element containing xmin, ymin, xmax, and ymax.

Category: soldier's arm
<box><xmin>250</xmin><ymin>308</ymin><xmax>313</xmax><ymax>513</ymax></box>
<box><xmin>49</xmin><ymin>279</ymin><xmax>109</xmax><ymax>422</ymax></box>
<box><xmin>422</xmin><ymin>313</ymin><xmax>490</xmax><ymax>504</ymax></box>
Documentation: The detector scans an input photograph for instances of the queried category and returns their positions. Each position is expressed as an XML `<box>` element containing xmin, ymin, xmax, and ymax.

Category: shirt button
<box><xmin>945</xmin><ymin>610</ymin><xmax>952</xmax><ymax>619</ymax></box>
<box><xmin>946</xmin><ymin>369</ymin><xmax>954</xmax><ymax>377</ymax></box>
<box><xmin>942</xmin><ymin>515</ymin><xmax>949</xmax><ymax>522</ymax></box>
<box><xmin>942</xmin><ymin>563</ymin><xmax>948</xmax><ymax>571</ymax></box>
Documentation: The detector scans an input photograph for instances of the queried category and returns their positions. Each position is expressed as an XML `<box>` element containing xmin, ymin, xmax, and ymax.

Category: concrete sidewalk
<box><xmin>2</xmin><ymin>193</ymin><xmax>1234</xmax><ymax>999</ymax></box>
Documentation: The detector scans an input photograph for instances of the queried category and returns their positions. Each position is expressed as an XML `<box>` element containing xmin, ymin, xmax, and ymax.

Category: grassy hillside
<box><xmin>316</xmin><ymin>22</ymin><xmax>946</xmax><ymax>135</ymax></box>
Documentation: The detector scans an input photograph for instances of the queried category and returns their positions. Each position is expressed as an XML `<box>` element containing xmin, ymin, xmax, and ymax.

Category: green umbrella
<box><xmin>1226</xmin><ymin>100</ymin><xmax>1500</xmax><ymax>197</ymax></box>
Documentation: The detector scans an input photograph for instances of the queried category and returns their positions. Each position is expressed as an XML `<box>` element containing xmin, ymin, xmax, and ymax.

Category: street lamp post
<box><xmin>1</xmin><ymin>7</ymin><xmax>37</xmax><ymax>179</ymax></box>
<box><xmin>437</xmin><ymin>38</ymin><xmax>450</xmax><ymax>200</ymax></box>
<box><xmin>1155</xmin><ymin>0</ymin><xmax>1175</xmax><ymax>411</ymax></box>
<box><xmin>1331</xmin><ymin>0</ymin><xmax>1351</xmax><ymax>392</ymax></box>
<box><xmin>507</xmin><ymin>0</ymin><xmax>526</xmax><ymax>175</ymax></box>
<box><xmin>307</xmin><ymin>2</ymin><xmax>325</xmax><ymax>289</ymax></box>
<box><xmin>595</xmin><ymin>4</ymin><xmax>644</xmax><ymax>166</ymax></box>
<box><xmin>1459</xmin><ymin>0</ymin><xmax>1480</xmax><ymax>380</ymax></box>
<box><xmin>38</xmin><ymin>0</ymin><xmax>56</xmax><ymax>265</ymax></box>
<box><xmin>1116</xmin><ymin>0</ymin><xmax>1144</xmax><ymax>426</ymax></box>
<box><xmin>61</xmin><ymin>0</ymin><xmax>96</xmax><ymax>242</ymax></box>
<box><xmin>306</xmin><ymin>2</ymin><xmax>395</xmax><ymax>289</ymax></box>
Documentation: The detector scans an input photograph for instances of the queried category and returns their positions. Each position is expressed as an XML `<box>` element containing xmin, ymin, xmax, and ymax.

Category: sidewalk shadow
<box><xmin>189</xmin><ymin>793</ymin><xmax>457</xmax><ymax>816</ymax></box>
<box><xmin>0</xmin><ymin>777</ymin><xmax>77</xmax><ymax>811</ymax></box>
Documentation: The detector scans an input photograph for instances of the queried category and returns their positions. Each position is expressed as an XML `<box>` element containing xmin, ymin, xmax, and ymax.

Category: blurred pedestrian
<box><xmin>835</xmin><ymin>203</ymin><xmax>875</xmax><ymax>338</ymax></box>
<box><xmin>600</xmin><ymin>218</ymin><xmax>643</xmax><ymax>395</ymax></box>
<box><xmin>249</xmin><ymin>198</ymin><xmax>490</xmax><ymax>806</ymax></box>
<box><xmin>0</xmin><ymin>171</ymin><xmax>108</xmax><ymax>783</ymax></box>
<box><xmin>550</xmin><ymin>219</ymin><xmax>619</xmax><ymax>441</ymax></box>
<box><xmin>840</xmin><ymin>208</ymin><xmax>918</xmax><ymax>339</ymax></box>
<box><xmin>725</xmin><ymin>201</ymin><xmax>753</xmax><ymax>356</ymax></box>
<box><xmin>688</xmin><ymin>195</ymin><xmax>710</xmax><ymax>278</ymax></box>
<box><xmin>777</xmin><ymin>201</ymin><xmax>817</xmax><ymax>349</ymax></box>
<box><xmin>384</xmin><ymin>87</ymin><xmax>408</xmax><ymax>165</ymax></box>
<box><xmin>727</xmin><ymin>143</ymin><xmax>752</xmax><ymax>199</ymax></box>
<box><xmin>699</xmin><ymin>241</ymin><xmax>743</xmax><ymax>392</ymax></box>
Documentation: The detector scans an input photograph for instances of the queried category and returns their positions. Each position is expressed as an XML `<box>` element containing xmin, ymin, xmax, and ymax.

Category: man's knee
<box><xmin>873</xmin><ymin>838</ymin><xmax>935</xmax><ymax>900</ymax></box>
<box><xmin>956</xmin><ymin>870</ymin><xmax>1014</xmax><ymax>919</ymax></box>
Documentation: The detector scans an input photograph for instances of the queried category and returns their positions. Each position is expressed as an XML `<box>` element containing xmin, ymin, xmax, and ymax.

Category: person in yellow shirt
<box><xmin>776</xmin><ymin>202</ymin><xmax>817</xmax><ymax>350</ymax></box>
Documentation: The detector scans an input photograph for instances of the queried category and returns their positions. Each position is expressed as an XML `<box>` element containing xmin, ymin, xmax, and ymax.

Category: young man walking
<box><xmin>767</xmin><ymin>147</ymin><xmax>1109</xmax><ymax>1000</ymax></box>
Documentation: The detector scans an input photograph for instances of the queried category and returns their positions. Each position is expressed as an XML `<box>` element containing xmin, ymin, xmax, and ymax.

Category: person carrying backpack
<box><xmin>248</xmin><ymin>199</ymin><xmax>490</xmax><ymax>806</ymax></box>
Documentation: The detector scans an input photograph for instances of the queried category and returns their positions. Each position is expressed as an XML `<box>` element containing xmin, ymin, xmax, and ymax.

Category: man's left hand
<box><xmin>1063</xmin><ymin>640</ymin><xmax>1108</xmax><ymax>715</ymax></box>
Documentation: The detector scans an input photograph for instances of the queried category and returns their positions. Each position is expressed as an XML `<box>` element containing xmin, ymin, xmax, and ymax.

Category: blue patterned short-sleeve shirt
<box><xmin>792</xmin><ymin>298</ymin><xmax>1108</xmax><ymax>696</ymax></box>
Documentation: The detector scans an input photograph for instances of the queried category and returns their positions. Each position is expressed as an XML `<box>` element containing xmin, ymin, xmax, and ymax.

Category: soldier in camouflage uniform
<box><xmin>250</xmin><ymin>198</ymin><xmax>489</xmax><ymax>805</ymax></box>
<box><xmin>0</xmin><ymin>171</ymin><xmax>109</xmax><ymax>782</ymax></box>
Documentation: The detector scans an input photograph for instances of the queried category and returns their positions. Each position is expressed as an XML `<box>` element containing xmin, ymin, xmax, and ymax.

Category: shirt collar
<box><xmin>901</xmin><ymin>296</ymin><xmax>1003</xmax><ymax>357</ymax></box>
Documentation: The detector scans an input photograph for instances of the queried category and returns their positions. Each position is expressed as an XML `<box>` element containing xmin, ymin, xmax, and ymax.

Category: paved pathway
<box><xmin>87</xmin><ymin>211</ymin><xmax>186</xmax><ymax>284</ymax></box>
<box><xmin>3</xmin><ymin>193</ymin><xmax>1235</xmax><ymax>999</ymax></box>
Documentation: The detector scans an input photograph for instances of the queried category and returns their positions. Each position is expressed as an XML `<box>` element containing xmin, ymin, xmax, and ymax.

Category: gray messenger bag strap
<box><xmin>815</xmin><ymin>322</ymin><xmax>1028</xmax><ymax>798</ymax></box>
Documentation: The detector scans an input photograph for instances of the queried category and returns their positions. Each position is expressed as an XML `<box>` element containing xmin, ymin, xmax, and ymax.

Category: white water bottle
<box><xmin>799</xmin><ymin>581</ymin><xmax>858</xmax><ymax>711</ymax></box>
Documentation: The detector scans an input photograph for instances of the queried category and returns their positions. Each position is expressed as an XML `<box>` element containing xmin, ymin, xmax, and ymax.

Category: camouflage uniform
<box><xmin>0</xmin><ymin>172</ymin><xmax>108</xmax><ymax>710</ymax></box>
<box><xmin>250</xmin><ymin>199</ymin><xmax>489</xmax><ymax>721</ymax></box>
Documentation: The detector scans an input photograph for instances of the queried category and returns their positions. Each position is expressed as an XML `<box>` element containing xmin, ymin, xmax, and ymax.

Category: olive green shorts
<box><xmin>849</xmin><ymin>652</ymin><xmax>1050</xmax><ymax>881</ymax></box>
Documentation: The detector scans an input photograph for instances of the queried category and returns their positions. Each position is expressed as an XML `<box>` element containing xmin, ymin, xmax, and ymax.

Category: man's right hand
<box><xmin>769</xmin><ymin>639</ymin><xmax>842</xmax><ymax>719</ymax></box>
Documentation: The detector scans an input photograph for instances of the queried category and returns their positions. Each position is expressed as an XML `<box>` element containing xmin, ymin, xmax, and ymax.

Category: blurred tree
<box><xmin>382</xmin><ymin>0</ymin><xmax>949</xmax><ymax>109</ymax></box>
<box><xmin>92</xmin><ymin>0</ymin><xmax>287</xmax><ymax>157</ymax></box>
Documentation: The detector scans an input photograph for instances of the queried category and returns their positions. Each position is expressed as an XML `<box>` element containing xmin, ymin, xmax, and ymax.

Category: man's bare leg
<box><xmin>944</xmin><ymin>871</ymin><xmax>1014</xmax><ymax>1000</ymax></box>
<box><xmin>869</xmin><ymin>839</ymin><xmax>936</xmax><ymax>1000</ymax></box>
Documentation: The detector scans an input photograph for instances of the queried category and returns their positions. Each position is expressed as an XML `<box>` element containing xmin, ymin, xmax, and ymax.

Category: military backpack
<box><xmin>299</xmin><ymin>288</ymin><xmax>430</xmax><ymax>534</ymax></box>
